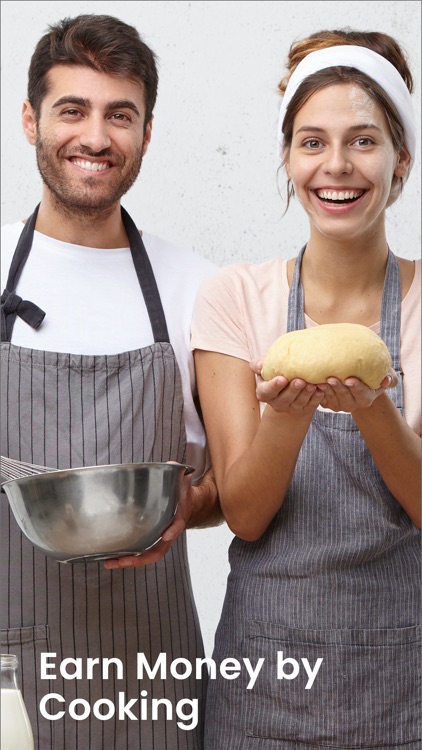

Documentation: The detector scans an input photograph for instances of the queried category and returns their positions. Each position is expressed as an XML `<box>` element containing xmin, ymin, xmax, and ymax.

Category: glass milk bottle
<box><xmin>1</xmin><ymin>654</ymin><xmax>34</xmax><ymax>750</ymax></box>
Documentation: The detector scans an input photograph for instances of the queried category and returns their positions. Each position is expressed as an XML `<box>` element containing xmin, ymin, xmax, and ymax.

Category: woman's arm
<box><xmin>194</xmin><ymin>350</ymin><xmax>323</xmax><ymax>540</ymax></box>
<box><xmin>318</xmin><ymin>376</ymin><xmax>421</xmax><ymax>527</ymax></box>
<box><xmin>354</xmin><ymin>393</ymin><xmax>420</xmax><ymax>526</ymax></box>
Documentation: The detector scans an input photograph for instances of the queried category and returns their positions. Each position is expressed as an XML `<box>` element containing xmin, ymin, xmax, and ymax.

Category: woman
<box><xmin>192</xmin><ymin>30</ymin><xmax>420</xmax><ymax>750</ymax></box>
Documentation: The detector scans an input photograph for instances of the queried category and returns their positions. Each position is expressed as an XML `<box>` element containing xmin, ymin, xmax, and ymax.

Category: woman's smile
<box><xmin>310</xmin><ymin>186</ymin><xmax>369</xmax><ymax>214</ymax></box>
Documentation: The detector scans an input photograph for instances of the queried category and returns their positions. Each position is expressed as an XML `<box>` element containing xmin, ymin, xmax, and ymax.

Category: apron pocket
<box><xmin>1</xmin><ymin>623</ymin><xmax>50</xmax><ymax>649</ymax></box>
<box><xmin>243</xmin><ymin>620</ymin><xmax>420</xmax><ymax>748</ymax></box>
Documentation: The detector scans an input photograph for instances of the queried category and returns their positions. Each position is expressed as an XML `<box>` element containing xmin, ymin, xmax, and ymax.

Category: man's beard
<box><xmin>35</xmin><ymin>135</ymin><xmax>145</xmax><ymax>219</ymax></box>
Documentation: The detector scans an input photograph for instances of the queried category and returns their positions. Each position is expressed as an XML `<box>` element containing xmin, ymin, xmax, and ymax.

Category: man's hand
<box><xmin>103</xmin><ymin>467</ymin><xmax>220</xmax><ymax>570</ymax></box>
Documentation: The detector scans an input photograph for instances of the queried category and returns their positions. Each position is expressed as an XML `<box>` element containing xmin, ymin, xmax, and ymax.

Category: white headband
<box><xmin>277</xmin><ymin>45</ymin><xmax>416</xmax><ymax>170</ymax></box>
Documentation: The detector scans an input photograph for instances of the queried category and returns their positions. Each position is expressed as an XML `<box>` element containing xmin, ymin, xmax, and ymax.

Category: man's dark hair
<box><xmin>28</xmin><ymin>14</ymin><xmax>158</xmax><ymax>123</ymax></box>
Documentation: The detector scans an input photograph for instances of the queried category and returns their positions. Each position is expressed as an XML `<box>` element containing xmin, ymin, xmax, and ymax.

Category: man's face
<box><xmin>22</xmin><ymin>65</ymin><xmax>152</xmax><ymax>216</ymax></box>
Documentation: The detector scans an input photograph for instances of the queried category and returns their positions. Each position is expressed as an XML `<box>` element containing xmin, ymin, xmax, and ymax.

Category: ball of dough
<box><xmin>261</xmin><ymin>323</ymin><xmax>392</xmax><ymax>389</ymax></box>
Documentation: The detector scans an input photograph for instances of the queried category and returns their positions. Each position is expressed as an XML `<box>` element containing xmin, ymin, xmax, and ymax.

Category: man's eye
<box><xmin>110</xmin><ymin>113</ymin><xmax>130</xmax><ymax>121</ymax></box>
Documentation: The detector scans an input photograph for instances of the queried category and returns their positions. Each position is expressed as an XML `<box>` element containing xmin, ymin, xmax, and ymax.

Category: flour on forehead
<box><xmin>347</xmin><ymin>84</ymin><xmax>378</xmax><ymax>120</ymax></box>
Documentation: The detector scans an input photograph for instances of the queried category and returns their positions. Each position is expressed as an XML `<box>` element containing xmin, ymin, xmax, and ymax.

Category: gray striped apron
<box><xmin>204</xmin><ymin>248</ymin><xmax>420</xmax><ymax>750</ymax></box>
<box><xmin>1</xmin><ymin>206</ymin><xmax>207</xmax><ymax>750</ymax></box>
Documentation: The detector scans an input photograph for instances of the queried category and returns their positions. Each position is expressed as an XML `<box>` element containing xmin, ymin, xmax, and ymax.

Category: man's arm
<box><xmin>184</xmin><ymin>467</ymin><xmax>223</xmax><ymax>530</ymax></box>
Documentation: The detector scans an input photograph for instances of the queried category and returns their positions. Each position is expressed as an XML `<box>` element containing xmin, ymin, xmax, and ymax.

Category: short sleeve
<box><xmin>191</xmin><ymin>265</ymin><xmax>251</xmax><ymax>362</ymax></box>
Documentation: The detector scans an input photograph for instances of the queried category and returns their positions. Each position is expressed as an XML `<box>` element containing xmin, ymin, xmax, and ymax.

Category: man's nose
<box><xmin>78</xmin><ymin>115</ymin><xmax>112</xmax><ymax>153</ymax></box>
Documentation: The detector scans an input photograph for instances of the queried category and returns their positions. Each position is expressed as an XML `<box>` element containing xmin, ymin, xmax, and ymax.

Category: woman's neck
<box><xmin>297</xmin><ymin>232</ymin><xmax>390</xmax><ymax>326</ymax></box>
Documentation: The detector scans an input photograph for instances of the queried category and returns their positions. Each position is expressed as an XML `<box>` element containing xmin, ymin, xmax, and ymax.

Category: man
<box><xmin>1</xmin><ymin>14</ymin><xmax>220</xmax><ymax>749</ymax></box>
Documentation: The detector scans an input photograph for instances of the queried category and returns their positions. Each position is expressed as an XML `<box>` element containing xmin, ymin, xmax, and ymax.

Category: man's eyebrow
<box><xmin>51</xmin><ymin>96</ymin><xmax>141</xmax><ymax>117</ymax></box>
<box><xmin>107</xmin><ymin>100</ymin><xmax>141</xmax><ymax>117</ymax></box>
<box><xmin>52</xmin><ymin>96</ymin><xmax>90</xmax><ymax>109</ymax></box>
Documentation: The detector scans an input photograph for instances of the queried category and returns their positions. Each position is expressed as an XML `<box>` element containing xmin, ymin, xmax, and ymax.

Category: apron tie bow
<box><xmin>1</xmin><ymin>289</ymin><xmax>45</xmax><ymax>340</ymax></box>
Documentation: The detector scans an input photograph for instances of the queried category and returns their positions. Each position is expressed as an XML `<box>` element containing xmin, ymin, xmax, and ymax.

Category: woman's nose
<box><xmin>323</xmin><ymin>145</ymin><xmax>353</xmax><ymax>175</ymax></box>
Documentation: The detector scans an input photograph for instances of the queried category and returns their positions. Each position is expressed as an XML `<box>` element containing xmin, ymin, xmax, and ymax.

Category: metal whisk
<box><xmin>1</xmin><ymin>456</ymin><xmax>57</xmax><ymax>485</ymax></box>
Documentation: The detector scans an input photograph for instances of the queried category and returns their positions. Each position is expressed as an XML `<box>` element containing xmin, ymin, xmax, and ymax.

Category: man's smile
<box><xmin>69</xmin><ymin>158</ymin><xmax>111</xmax><ymax>172</ymax></box>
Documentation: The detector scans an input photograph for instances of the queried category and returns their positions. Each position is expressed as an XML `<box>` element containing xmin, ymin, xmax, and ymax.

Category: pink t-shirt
<box><xmin>191</xmin><ymin>257</ymin><xmax>421</xmax><ymax>436</ymax></box>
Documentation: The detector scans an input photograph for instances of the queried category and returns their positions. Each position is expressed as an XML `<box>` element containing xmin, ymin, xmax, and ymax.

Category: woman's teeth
<box><xmin>316</xmin><ymin>189</ymin><xmax>363</xmax><ymax>203</ymax></box>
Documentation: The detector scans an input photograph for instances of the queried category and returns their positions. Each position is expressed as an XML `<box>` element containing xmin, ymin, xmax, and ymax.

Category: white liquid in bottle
<box><xmin>1</xmin><ymin>688</ymin><xmax>34</xmax><ymax>750</ymax></box>
<box><xmin>1</xmin><ymin>655</ymin><xmax>34</xmax><ymax>750</ymax></box>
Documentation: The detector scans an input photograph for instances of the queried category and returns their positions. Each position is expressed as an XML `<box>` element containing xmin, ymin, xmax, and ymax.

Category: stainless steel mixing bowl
<box><xmin>2</xmin><ymin>462</ymin><xmax>192</xmax><ymax>563</ymax></box>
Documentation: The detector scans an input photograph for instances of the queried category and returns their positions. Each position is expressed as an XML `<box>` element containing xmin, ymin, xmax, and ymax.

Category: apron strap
<box><xmin>287</xmin><ymin>245</ymin><xmax>306</xmax><ymax>333</ymax></box>
<box><xmin>1</xmin><ymin>290</ymin><xmax>45</xmax><ymax>342</ymax></box>
<box><xmin>379</xmin><ymin>249</ymin><xmax>402</xmax><ymax>374</ymax></box>
<box><xmin>1</xmin><ymin>204</ymin><xmax>46</xmax><ymax>342</ymax></box>
<box><xmin>121</xmin><ymin>207</ymin><xmax>170</xmax><ymax>343</ymax></box>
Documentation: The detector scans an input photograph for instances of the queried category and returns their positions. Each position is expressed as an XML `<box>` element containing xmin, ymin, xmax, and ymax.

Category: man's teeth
<box><xmin>317</xmin><ymin>189</ymin><xmax>362</xmax><ymax>201</ymax></box>
<box><xmin>73</xmin><ymin>159</ymin><xmax>110</xmax><ymax>172</ymax></box>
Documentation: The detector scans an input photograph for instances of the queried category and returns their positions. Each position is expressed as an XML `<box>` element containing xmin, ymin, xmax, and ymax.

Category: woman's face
<box><xmin>284</xmin><ymin>82</ymin><xmax>409</xmax><ymax>244</ymax></box>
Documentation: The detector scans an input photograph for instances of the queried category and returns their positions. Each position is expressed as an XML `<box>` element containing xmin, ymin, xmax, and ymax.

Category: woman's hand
<box><xmin>251</xmin><ymin>360</ymin><xmax>398</xmax><ymax>415</ymax></box>
<box><xmin>316</xmin><ymin>368</ymin><xmax>398</xmax><ymax>412</ymax></box>
<box><xmin>251</xmin><ymin>359</ymin><xmax>325</xmax><ymax>415</ymax></box>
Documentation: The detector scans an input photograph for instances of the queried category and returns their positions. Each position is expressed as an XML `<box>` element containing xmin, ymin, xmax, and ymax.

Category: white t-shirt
<box><xmin>191</xmin><ymin>256</ymin><xmax>421</xmax><ymax>436</ymax></box>
<box><xmin>1</xmin><ymin>220</ymin><xmax>218</xmax><ymax>479</ymax></box>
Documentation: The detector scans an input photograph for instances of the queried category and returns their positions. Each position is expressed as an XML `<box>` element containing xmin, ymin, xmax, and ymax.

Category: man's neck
<box><xmin>32</xmin><ymin>195</ymin><xmax>130</xmax><ymax>249</ymax></box>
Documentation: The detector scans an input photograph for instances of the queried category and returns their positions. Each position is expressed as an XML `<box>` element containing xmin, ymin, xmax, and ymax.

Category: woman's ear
<box><xmin>283</xmin><ymin>147</ymin><xmax>290</xmax><ymax>179</ymax></box>
<box><xmin>394</xmin><ymin>147</ymin><xmax>411</xmax><ymax>178</ymax></box>
<box><xmin>22</xmin><ymin>100</ymin><xmax>38</xmax><ymax>145</ymax></box>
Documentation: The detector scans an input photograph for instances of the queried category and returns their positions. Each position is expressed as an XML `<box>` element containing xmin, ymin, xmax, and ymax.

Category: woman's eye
<box><xmin>304</xmin><ymin>139</ymin><xmax>322</xmax><ymax>149</ymax></box>
<box><xmin>354</xmin><ymin>137</ymin><xmax>374</xmax><ymax>146</ymax></box>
